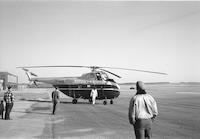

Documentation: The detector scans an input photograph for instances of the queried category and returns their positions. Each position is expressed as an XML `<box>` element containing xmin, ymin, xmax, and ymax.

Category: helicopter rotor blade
<box><xmin>17</xmin><ymin>65</ymin><xmax>167</xmax><ymax>75</ymax></box>
<box><xmin>99</xmin><ymin>68</ymin><xmax>121</xmax><ymax>78</ymax></box>
<box><xmin>17</xmin><ymin>65</ymin><xmax>91</xmax><ymax>68</ymax></box>
<box><xmin>99</xmin><ymin>67</ymin><xmax>167</xmax><ymax>75</ymax></box>
<box><xmin>17</xmin><ymin>65</ymin><xmax>102</xmax><ymax>71</ymax></box>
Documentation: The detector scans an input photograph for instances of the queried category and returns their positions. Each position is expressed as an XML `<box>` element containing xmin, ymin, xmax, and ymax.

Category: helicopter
<box><xmin>17</xmin><ymin>66</ymin><xmax>167</xmax><ymax>105</ymax></box>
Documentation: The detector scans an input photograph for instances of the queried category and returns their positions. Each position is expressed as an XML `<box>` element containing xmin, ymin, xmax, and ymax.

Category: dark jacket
<box><xmin>52</xmin><ymin>90</ymin><xmax>60</xmax><ymax>103</ymax></box>
<box><xmin>0</xmin><ymin>103</ymin><xmax>4</xmax><ymax>113</ymax></box>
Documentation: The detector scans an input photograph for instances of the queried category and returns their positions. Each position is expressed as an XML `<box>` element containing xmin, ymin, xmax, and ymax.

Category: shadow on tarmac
<box><xmin>12</xmin><ymin>110</ymin><xmax>50</xmax><ymax>115</ymax></box>
<box><xmin>20</xmin><ymin>98</ymin><xmax>99</xmax><ymax>105</ymax></box>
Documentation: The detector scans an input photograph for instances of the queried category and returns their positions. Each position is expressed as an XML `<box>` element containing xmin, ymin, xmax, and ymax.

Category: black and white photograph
<box><xmin>0</xmin><ymin>0</ymin><xmax>200</xmax><ymax>138</ymax></box>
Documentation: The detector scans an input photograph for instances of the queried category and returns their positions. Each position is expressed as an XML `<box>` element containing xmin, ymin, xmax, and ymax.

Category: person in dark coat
<box><xmin>51</xmin><ymin>87</ymin><xmax>60</xmax><ymax>115</ymax></box>
<box><xmin>0</xmin><ymin>100</ymin><xmax>4</xmax><ymax>119</ymax></box>
<box><xmin>4</xmin><ymin>86</ymin><xmax>14</xmax><ymax>120</ymax></box>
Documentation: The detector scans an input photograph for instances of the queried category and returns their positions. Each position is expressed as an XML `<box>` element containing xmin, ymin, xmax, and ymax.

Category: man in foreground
<box><xmin>128</xmin><ymin>81</ymin><xmax>158</xmax><ymax>139</ymax></box>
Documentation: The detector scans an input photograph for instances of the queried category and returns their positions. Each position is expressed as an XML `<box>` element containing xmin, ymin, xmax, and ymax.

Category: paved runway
<box><xmin>0</xmin><ymin>84</ymin><xmax>200</xmax><ymax>139</ymax></box>
<box><xmin>38</xmin><ymin>99</ymin><xmax>134</xmax><ymax>139</ymax></box>
<box><xmin>0</xmin><ymin>88</ymin><xmax>136</xmax><ymax>139</ymax></box>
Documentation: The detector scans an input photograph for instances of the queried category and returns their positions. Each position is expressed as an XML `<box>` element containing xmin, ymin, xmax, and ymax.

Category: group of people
<box><xmin>0</xmin><ymin>85</ymin><xmax>98</xmax><ymax>118</ymax></box>
<box><xmin>52</xmin><ymin>81</ymin><xmax>158</xmax><ymax>139</ymax></box>
<box><xmin>1</xmin><ymin>81</ymin><xmax>158</xmax><ymax>139</ymax></box>
<box><xmin>51</xmin><ymin>86</ymin><xmax>98</xmax><ymax>115</ymax></box>
<box><xmin>0</xmin><ymin>86</ymin><xmax>15</xmax><ymax>120</ymax></box>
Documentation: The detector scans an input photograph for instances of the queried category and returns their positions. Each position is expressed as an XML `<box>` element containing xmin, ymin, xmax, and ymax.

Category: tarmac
<box><xmin>0</xmin><ymin>88</ymin><xmax>136</xmax><ymax>139</ymax></box>
<box><xmin>0</xmin><ymin>101</ymin><xmax>44</xmax><ymax>138</ymax></box>
<box><xmin>0</xmin><ymin>84</ymin><xmax>200</xmax><ymax>139</ymax></box>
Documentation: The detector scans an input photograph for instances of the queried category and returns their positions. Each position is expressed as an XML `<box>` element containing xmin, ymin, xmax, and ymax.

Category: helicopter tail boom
<box><xmin>21</xmin><ymin>68</ymin><xmax>37</xmax><ymax>81</ymax></box>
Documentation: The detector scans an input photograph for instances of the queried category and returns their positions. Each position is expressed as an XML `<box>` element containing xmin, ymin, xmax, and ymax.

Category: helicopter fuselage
<box><xmin>18</xmin><ymin>65</ymin><xmax>166</xmax><ymax>104</ymax></box>
<box><xmin>29</xmin><ymin>71</ymin><xmax>120</xmax><ymax>104</ymax></box>
<box><xmin>54</xmin><ymin>79</ymin><xmax>120</xmax><ymax>100</ymax></box>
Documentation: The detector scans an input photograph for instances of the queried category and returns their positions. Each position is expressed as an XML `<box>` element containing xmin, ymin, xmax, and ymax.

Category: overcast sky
<box><xmin>0</xmin><ymin>1</ymin><xmax>200</xmax><ymax>83</ymax></box>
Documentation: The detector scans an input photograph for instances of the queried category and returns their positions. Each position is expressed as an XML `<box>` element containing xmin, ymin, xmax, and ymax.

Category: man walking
<box><xmin>52</xmin><ymin>87</ymin><xmax>60</xmax><ymax>115</ymax></box>
<box><xmin>4</xmin><ymin>86</ymin><xmax>14</xmax><ymax>120</ymax></box>
<box><xmin>128</xmin><ymin>81</ymin><xmax>158</xmax><ymax>139</ymax></box>
<box><xmin>90</xmin><ymin>87</ymin><xmax>98</xmax><ymax>105</ymax></box>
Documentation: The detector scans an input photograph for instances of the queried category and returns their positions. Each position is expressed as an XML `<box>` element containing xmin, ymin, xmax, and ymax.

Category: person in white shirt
<box><xmin>128</xmin><ymin>81</ymin><xmax>158</xmax><ymax>139</ymax></box>
<box><xmin>90</xmin><ymin>87</ymin><xmax>98</xmax><ymax>105</ymax></box>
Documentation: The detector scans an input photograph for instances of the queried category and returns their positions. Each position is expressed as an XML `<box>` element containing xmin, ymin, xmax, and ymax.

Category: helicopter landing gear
<box><xmin>103</xmin><ymin>100</ymin><xmax>107</xmax><ymax>105</ymax></box>
<box><xmin>110</xmin><ymin>99</ymin><xmax>113</xmax><ymax>104</ymax></box>
<box><xmin>72</xmin><ymin>99</ymin><xmax>77</xmax><ymax>104</ymax></box>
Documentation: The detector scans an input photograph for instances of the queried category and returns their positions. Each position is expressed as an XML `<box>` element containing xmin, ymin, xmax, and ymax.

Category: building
<box><xmin>0</xmin><ymin>72</ymin><xmax>18</xmax><ymax>90</ymax></box>
<box><xmin>18</xmin><ymin>83</ymin><xmax>28</xmax><ymax>90</ymax></box>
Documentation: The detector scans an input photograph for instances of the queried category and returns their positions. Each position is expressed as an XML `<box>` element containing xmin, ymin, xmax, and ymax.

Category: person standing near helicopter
<box><xmin>52</xmin><ymin>87</ymin><xmax>60</xmax><ymax>115</ymax></box>
<box><xmin>128</xmin><ymin>81</ymin><xmax>158</xmax><ymax>139</ymax></box>
<box><xmin>90</xmin><ymin>86</ymin><xmax>98</xmax><ymax>105</ymax></box>
<box><xmin>4</xmin><ymin>86</ymin><xmax>14</xmax><ymax>120</ymax></box>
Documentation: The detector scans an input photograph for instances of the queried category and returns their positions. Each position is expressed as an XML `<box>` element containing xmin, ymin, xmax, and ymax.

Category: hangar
<box><xmin>0</xmin><ymin>72</ymin><xmax>18</xmax><ymax>90</ymax></box>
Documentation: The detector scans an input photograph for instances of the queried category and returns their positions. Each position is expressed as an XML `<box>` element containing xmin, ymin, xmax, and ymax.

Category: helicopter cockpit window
<box><xmin>96</xmin><ymin>73</ymin><xmax>102</xmax><ymax>80</ymax></box>
<box><xmin>101</xmin><ymin>73</ymin><xmax>108</xmax><ymax>80</ymax></box>
<box><xmin>81</xmin><ymin>73</ymin><xmax>96</xmax><ymax>80</ymax></box>
<box><xmin>85</xmin><ymin>73</ymin><xmax>96</xmax><ymax>80</ymax></box>
<box><xmin>95</xmin><ymin>72</ymin><xmax>108</xmax><ymax>81</ymax></box>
